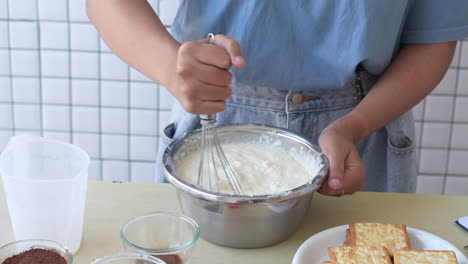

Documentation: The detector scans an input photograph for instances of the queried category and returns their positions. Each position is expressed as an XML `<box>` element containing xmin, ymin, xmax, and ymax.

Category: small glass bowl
<box><xmin>92</xmin><ymin>253</ymin><xmax>165</xmax><ymax>264</ymax></box>
<box><xmin>0</xmin><ymin>239</ymin><xmax>73</xmax><ymax>264</ymax></box>
<box><xmin>120</xmin><ymin>212</ymin><xmax>200</xmax><ymax>264</ymax></box>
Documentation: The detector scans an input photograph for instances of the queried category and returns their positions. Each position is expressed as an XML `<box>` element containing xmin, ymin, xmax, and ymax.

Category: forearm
<box><xmin>86</xmin><ymin>0</ymin><xmax>179</xmax><ymax>88</ymax></box>
<box><xmin>340</xmin><ymin>42</ymin><xmax>456</xmax><ymax>142</ymax></box>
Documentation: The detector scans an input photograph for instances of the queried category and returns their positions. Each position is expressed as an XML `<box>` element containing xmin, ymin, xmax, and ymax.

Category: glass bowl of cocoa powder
<box><xmin>0</xmin><ymin>239</ymin><xmax>73</xmax><ymax>264</ymax></box>
<box><xmin>120</xmin><ymin>212</ymin><xmax>200</xmax><ymax>264</ymax></box>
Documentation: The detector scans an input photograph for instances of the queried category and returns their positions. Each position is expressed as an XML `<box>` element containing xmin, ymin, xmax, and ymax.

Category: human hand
<box><xmin>317</xmin><ymin>121</ymin><xmax>366</xmax><ymax>197</ymax></box>
<box><xmin>169</xmin><ymin>34</ymin><xmax>246</xmax><ymax>115</ymax></box>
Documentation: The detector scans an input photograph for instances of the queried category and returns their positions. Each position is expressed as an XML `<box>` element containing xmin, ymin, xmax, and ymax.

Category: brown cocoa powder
<box><xmin>2</xmin><ymin>248</ymin><xmax>67</xmax><ymax>264</ymax></box>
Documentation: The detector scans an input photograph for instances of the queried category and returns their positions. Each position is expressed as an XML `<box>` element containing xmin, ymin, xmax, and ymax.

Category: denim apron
<box><xmin>155</xmin><ymin>69</ymin><xmax>417</xmax><ymax>193</ymax></box>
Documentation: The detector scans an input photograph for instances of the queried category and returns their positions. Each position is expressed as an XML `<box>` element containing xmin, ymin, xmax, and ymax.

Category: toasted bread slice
<box><xmin>348</xmin><ymin>223</ymin><xmax>410</xmax><ymax>257</ymax></box>
<box><xmin>344</xmin><ymin>228</ymin><xmax>353</xmax><ymax>246</ymax></box>
<box><xmin>328</xmin><ymin>246</ymin><xmax>391</xmax><ymax>264</ymax></box>
<box><xmin>394</xmin><ymin>250</ymin><xmax>458</xmax><ymax>264</ymax></box>
<box><xmin>322</xmin><ymin>262</ymin><xmax>331</xmax><ymax>264</ymax></box>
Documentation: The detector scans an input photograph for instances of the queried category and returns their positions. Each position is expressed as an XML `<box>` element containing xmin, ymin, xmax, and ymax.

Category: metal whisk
<box><xmin>197</xmin><ymin>114</ymin><xmax>244</xmax><ymax>194</ymax></box>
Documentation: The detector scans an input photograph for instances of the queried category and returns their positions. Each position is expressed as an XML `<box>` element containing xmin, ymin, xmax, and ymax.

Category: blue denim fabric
<box><xmin>155</xmin><ymin>71</ymin><xmax>416</xmax><ymax>193</ymax></box>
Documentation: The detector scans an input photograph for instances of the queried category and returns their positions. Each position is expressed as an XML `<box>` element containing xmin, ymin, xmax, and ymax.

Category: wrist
<box><xmin>327</xmin><ymin>111</ymin><xmax>370</xmax><ymax>143</ymax></box>
<box><xmin>155</xmin><ymin>41</ymin><xmax>180</xmax><ymax>90</ymax></box>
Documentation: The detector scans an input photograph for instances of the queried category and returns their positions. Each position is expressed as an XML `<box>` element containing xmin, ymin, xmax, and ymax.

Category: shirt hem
<box><xmin>401</xmin><ymin>24</ymin><xmax>468</xmax><ymax>44</ymax></box>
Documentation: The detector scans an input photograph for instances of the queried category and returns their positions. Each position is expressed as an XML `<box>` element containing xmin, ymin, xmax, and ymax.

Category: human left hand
<box><xmin>317</xmin><ymin>120</ymin><xmax>366</xmax><ymax>197</ymax></box>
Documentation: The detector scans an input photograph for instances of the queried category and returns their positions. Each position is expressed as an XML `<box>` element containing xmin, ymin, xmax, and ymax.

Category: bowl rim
<box><xmin>163</xmin><ymin>123</ymin><xmax>329</xmax><ymax>203</ymax></box>
<box><xmin>92</xmin><ymin>253</ymin><xmax>166</xmax><ymax>264</ymax></box>
<box><xmin>0</xmin><ymin>239</ymin><xmax>73</xmax><ymax>264</ymax></box>
<box><xmin>119</xmin><ymin>211</ymin><xmax>200</xmax><ymax>253</ymax></box>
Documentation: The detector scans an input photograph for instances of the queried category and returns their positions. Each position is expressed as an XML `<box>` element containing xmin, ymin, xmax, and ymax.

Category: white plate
<box><xmin>292</xmin><ymin>225</ymin><xmax>467</xmax><ymax>264</ymax></box>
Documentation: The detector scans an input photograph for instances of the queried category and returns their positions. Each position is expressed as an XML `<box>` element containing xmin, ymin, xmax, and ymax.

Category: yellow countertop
<box><xmin>1</xmin><ymin>181</ymin><xmax>467</xmax><ymax>263</ymax></box>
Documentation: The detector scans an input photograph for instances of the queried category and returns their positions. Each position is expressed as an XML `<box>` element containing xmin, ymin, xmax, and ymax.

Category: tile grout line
<box><xmin>5</xmin><ymin>0</ymin><xmax>15</xmax><ymax>136</ymax></box>
<box><xmin>155</xmin><ymin>0</ymin><xmax>162</xmax><ymax>182</ymax></box>
<box><xmin>35</xmin><ymin>0</ymin><xmax>44</xmax><ymax>137</ymax></box>
<box><xmin>0</xmin><ymin>101</ymin><xmax>172</xmax><ymax>111</ymax></box>
<box><xmin>66</xmin><ymin>0</ymin><xmax>73</xmax><ymax>144</ymax></box>
<box><xmin>0</xmin><ymin>127</ymin><xmax>160</xmax><ymax>138</ymax></box>
<box><xmin>441</xmin><ymin>41</ymin><xmax>464</xmax><ymax>194</ymax></box>
<box><xmin>127</xmin><ymin>61</ymin><xmax>131</xmax><ymax>181</ymax></box>
<box><xmin>97</xmin><ymin>15</ymin><xmax>103</xmax><ymax>181</ymax></box>
<box><xmin>416</xmin><ymin>97</ymin><xmax>428</xmax><ymax>192</ymax></box>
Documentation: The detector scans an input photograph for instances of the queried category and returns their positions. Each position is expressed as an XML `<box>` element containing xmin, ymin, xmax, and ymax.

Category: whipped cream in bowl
<box><xmin>163</xmin><ymin>123</ymin><xmax>329</xmax><ymax>248</ymax></box>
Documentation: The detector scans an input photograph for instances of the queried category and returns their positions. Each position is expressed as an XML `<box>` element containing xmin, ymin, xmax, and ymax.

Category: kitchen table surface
<box><xmin>1</xmin><ymin>181</ymin><xmax>467</xmax><ymax>263</ymax></box>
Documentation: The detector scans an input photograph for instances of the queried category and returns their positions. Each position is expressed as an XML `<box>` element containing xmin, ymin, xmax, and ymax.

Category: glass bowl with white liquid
<box><xmin>163</xmin><ymin>124</ymin><xmax>329</xmax><ymax>248</ymax></box>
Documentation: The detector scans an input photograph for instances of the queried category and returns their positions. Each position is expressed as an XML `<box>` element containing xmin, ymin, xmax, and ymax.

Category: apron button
<box><xmin>292</xmin><ymin>94</ymin><xmax>304</xmax><ymax>105</ymax></box>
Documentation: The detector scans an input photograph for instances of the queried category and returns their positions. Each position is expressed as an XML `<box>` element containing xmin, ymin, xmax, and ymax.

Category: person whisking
<box><xmin>87</xmin><ymin>0</ymin><xmax>468</xmax><ymax>196</ymax></box>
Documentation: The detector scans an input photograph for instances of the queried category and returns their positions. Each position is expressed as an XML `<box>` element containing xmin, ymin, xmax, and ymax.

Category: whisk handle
<box><xmin>200</xmin><ymin>114</ymin><xmax>216</xmax><ymax>125</ymax></box>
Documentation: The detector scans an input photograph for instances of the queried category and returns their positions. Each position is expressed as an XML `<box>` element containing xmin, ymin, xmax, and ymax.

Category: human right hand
<box><xmin>169</xmin><ymin>34</ymin><xmax>246</xmax><ymax>115</ymax></box>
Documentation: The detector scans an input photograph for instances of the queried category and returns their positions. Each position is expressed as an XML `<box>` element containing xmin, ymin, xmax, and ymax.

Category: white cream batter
<box><xmin>175</xmin><ymin>142</ymin><xmax>323</xmax><ymax>195</ymax></box>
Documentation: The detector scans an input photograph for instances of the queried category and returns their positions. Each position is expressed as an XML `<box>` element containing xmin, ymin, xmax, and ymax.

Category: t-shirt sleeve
<box><xmin>401</xmin><ymin>0</ymin><xmax>468</xmax><ymax>43</ymax></box>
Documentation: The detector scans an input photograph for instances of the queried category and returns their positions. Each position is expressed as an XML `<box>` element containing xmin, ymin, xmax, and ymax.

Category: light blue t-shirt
<box><xmin>171</xmin><ymin>0</ymin><xmax>468</xmax><ymax>91</ymax></box>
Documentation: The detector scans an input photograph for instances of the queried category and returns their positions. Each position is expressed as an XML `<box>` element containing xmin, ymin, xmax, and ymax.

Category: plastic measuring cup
<box><xmin>0</xmin><ymin>135</ymin><xmax>90</xmax><ymax>254</ymax></box>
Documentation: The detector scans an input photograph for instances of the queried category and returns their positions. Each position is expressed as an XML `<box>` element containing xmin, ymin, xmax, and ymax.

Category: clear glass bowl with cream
<box><xmin>163</xmin><ymin>124</ymin><xmax>329</xmax><ymax>248</ymax></box>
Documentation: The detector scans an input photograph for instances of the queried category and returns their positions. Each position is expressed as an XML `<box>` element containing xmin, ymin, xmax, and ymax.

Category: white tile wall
<box><xmin>13</xmin><ymin>104</ymin><xmax>41</xmax><ymax>130</ymax></box>
<box><xmin>0</xmin><ymin>0</ymin><xmax>7</xmax><ymax>19</ymax></box>
<box><xmin>43</xmin><ymin>131</ymin><xmax>71</xmax><ymax>143</ymax></box>
<box><xmin>9</xmin><ymin>21</ymin><xmax>38</xmax><ymax>48</ymax></box>
<box><xmin>421</xmin><ymin>123</ymin><xmax>450</xmax><ymax>148</ymax></box>
<box><xmin>10</xmin><ymin>50</ymin><xmax>39</xmax><ymax>76</ymax></box>
<box><xmin>433</xmin><ymin>69</ymin><xmax>456</xmax><ymax>95</ymax></box>
<box><xmin>68</xmin><ymin>0</ymin><xmax>88</xmax><ymax>22</ymax></box>
<box><xmin>72</xmin><ymin>79</ymin><xmax>99</xmax><ymax>105</ymax></box>
<box><xmin>0</xmin><ymin>104</ymin><xmax>13</xmax><ymax>128</ymax></box>
<box><xmin>101</xmin><ymin>81</ymin><xmax>128</xmax><ymax>107</ymax></box>
<box><xmin>130</xmin><ymin>68</ymin><xmax>151</xmax><ymax>82</ymax></box>
<box><xmin>423</xmin><ymin>95</ymin><xmax>454</xmax><ymax>121</ymax></box>
<box><xmin>130</xmin><ymin>136</ymin><xmax>157</xmax><ymax>161</ymax></box>
<box><xmin>40</xmin><ymin>22</ymin><xmax>69</xmax><ymax>49</ymax></box>
<box><xmin>88</xmin><ymin>160</ymin><xmax>101</xmax><ymax>181</ymax></box>
<box><xmin>101</xmin><ymin>135</ymin><xmax>128</xmax><ymax>160</ymax></box>
<box><xmin>0</xmin><ymin>50</ymin><xmax>10</xmax><ymax>75</ymax></box>
<box><xmin>451</xmin><ymin>124</ymin><xmax>468</xmax><ymax>149</ymax></box>
<box><xmin>444</xmin><ymin>177</ymin><xmax>468</xmax><ymax>196</ymax></box>
<box><xmin>72</xmin><ymin>107</ymin><xmax>99</xmax><ymax>132</ymax></box>
<box><xmin>8</xmin><ymin>0</ymin><xmax>37</xmax><ymax>20</ymax></box>
<box><xmin>101</xmin><ymin>108</ymin><xmax>128</xmax><ymax>134</ymax></box>
<box><xmin>102</xmin><ymin>160</ymin><xmax>129</xmax><ymax>182</ymax></box>
<box><xmin>41</xmin><ymin>50</ymin><xmax>70</xmax><ymax>77</ymax></box>
<box><xmin>0</xmin><ymin>21</ymin><xmax>8</xmax><ymax>48</ymax></box>
<box><xmin>73</xmin><ymin>133</ymin><xmax>100</xmax><ymax>159</ymax></box>
<box><xmin>42</xmin><ymin>105</ymin><xmax>70</xmax><ymax>131</ymax></box>
<box><xmin>131</xmin><ymin>162</ymin><xmax>155</xmax><ymax>183</ymax></box>
<box><xmin>70</xmin><ymin>23</ymin><xmax>99</xmax><ymax>51</ymax></box>
<box><xmin>418</xmin><ymin>149</ymin><xmax>448</xmax><ymax>174</ymax></box>
<box><xmin>448</xmin><ymin>150</ymin><xmax>468</xmax><ymax>175</ymax></box>
<box><xmin>460</xmin><ymin>41</ymin><xmax>468</xmax><ymax>68</ymax></box>
<box><xmin>12</xmin><ymin>77</ymin><xmax>40</xmax><ymax>103</ymax></box>
<box><xmin>38</xmin><ymin>0</ymin><xmax>68</xmax><ymax>21</ymax></box>
<box><xmin>0</xmin><ymin>77</ymin><xmax>11</xmax><ymax>102</ymax></box>
<box><xmin>0</xmin><ymin>0</ymin><xmax>467</xmax><ymax>194</ymax></box>
<box><xmin>130</xmin><ymin>82</ymin><xmax>158</xmax><ymax>109</ymax></box>
<box><xmin>453</xmin><ymin>97</ymin><xmax>468</xmax><ymax>122</ymax></box>
<box><xmin>42</xmin><ymin>78</ymin><xmax>70</xmax><ymax>104</ymax></box>
<box><xmin>100</xmin><ymin>53</ymin><xmax>128</xmax><ymax>80</ymax></box>
<box><xmin>416</xmin><ymin>175</ymin><xmax>444</xmax><ymax>195</ymax></box>
<box><xmin>0</xmin><ymin>130</ymin><xmax>13</xmax><ymax>151</ymax></box>
<box><xmin>130</xmin><ymin>109</ymin><xmax>158</xmax><ymax>135</ymax></box>
<box><xmin>71</xmin><ymin>52</ymin><xmax>98</xmax><ymax>78</ymax></box>
<box><xmin>458</xmin><ymin>69</ymin><xmax>468</xmax><ymax>95</ymax></box>
<box><xmin>445</xmin><ymin>176</ymin><xmax>468</xmax><ymax>195</ymax></box>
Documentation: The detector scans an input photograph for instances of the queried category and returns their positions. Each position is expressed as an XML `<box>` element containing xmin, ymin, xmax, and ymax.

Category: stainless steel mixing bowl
<box><xmin>163</xmin><ymin>124</ymin><xmax>329</xmax><ymax>248</ymax></box>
